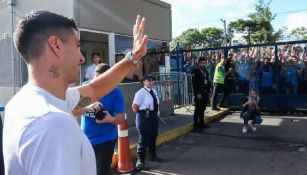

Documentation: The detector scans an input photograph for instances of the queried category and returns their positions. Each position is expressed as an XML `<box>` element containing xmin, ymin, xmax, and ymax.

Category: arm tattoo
<box><xmin>75</xmin><ymin>95</ymin><xmax>91</xmax><ymax>109</ymax></box>
<box><xmin>48</xmin><ymin>65</ymin><xmax>60</xmax><ymax>78</ymax></box>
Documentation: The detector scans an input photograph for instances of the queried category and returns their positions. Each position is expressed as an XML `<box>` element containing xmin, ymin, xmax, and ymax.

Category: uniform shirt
<box><xmin>85</xmin><ymin>63</ymin><xmax>96</xmax><ymax>80</ymax></box>
<box><xmin>133</xmin><ymin>87</ymin><xmax>160</xmax><ymax>111</ymax></box>
<box><xmin>3</xmin><ymin>84</ymin><xmax>96</xmax><ymax>175</ymax></box>
<box><xmin>81</xmin><ymin>87</ymin><xmax>125</xmax><ymax>145</ymax></box>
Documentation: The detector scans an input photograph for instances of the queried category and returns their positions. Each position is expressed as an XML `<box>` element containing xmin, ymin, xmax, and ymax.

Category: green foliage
<box><xmin>171</xmin><ymin>0</ymin><xmax>289</xmax><ymax>48</ymax></box>
<box><xmin>171</xmin><ymin>27</ymin><xmax>224</xmax><ymax>49</ymax></box>
<box><xmin>200</xmin><ymin>27</ymin><xmax>224</xmax><ymax>47</ymax></box>
<box><xmin>171</xmin><ymin>28</ymin><xmax>202</xmax><ymax>49</ymax></box>
<box><xmin>291</xmin><ymin>27</ymin><xmax>307</xmax><ymax>39</ymax></box>
<box><xmin>228</xmin><ymin>0</ymin><xmax>283</xmax><ymax>44</ymax></box>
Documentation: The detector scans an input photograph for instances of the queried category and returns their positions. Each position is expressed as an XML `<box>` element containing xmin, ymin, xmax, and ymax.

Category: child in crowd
<box><xmin>241</xmin><ymin>89</ymin><xmax>263</xmax><ymax>133</ymax></box>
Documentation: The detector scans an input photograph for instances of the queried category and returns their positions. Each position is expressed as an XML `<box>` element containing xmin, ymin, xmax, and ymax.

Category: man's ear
<box><xmin>47</xmin><ymin>36</ymin><xmax>62</xmax><ymax>57</ymax></box>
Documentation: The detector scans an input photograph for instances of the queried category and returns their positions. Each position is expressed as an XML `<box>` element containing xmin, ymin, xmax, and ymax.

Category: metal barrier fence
<box><xmin>152</xmin><ymin>72</ymin><xmax>194</xmax><ymax>110</ymax></box>
<box><xmin>169</xmin><ymin>40</ymin><xmax>307</xmax><ymax>95</ymax></box>
<box><xmin>0</xmin><ymin>106</ymin><xmax>4</xmax><ymax>123</ymax></box>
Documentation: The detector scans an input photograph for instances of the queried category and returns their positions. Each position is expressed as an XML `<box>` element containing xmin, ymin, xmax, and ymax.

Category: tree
<box><xmin>291</xmin><ymin>27</ymin><xmax>307</xmax><ymax>39</ymax></box>
<box><xmin>171</xmin><ymin>28</ymin><xmax>202</xmax><ymax>49</ymax></box>
<box><xmin>171</xmin><ymin>27</ymin><xmax>224</xmax><ymax>49</ymax></box>
<box><xmin>200</xmin><ymin>27</ymin><xmax>224</xmax><ymax>47</ymax></box>
<box><xmin>228</xmin><ymin>0</ymin><xmax>283</xmax><ymax>44</ymax></box>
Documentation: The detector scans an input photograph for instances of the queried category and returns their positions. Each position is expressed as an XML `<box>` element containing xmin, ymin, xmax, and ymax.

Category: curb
<box><xmin>111</xmin><ymin>108</ymin><xmax>230</xmax><ymax>168</ymax></box>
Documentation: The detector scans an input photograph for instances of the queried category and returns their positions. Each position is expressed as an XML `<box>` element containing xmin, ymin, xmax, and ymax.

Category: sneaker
<box><xmin>242</xmin><ymin>126</ymin><xmax>247</xmax><ymax>133</ymax></box>
<box><xmin>250</xmin><ymin>124</ymin><xmax>257</xmax><ymax>132</ymax></box>
<box><xmin>136</xmin><ymin>160</ymin><xmax>147</xmax><ymax>170</ymax></box>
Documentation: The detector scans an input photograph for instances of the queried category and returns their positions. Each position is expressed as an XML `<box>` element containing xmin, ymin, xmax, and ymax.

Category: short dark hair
<box><xmin>95</xmin><ymin>63</ymin><xmax>110</xmax><ymax>74</ymax></box>
<box><xmin>91</xmin><ymin>52</ymin><xmax>100</xmax><ymax>58</ymax></box>
<box><xmin>14</xmin><ymin>10</ymin><xmax>77</xmax><ymax>63</ymax></box>
<box><xmin>198</xmin><ymin>56</ymin><xmax>206</xmax><ymax>62</ymax></box>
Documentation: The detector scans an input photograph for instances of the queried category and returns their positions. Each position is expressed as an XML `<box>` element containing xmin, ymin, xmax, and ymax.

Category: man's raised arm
<box><xmin>74</xmin><ymin>15</ymin><xmax>148</xmax><ymax>111</ymax></box>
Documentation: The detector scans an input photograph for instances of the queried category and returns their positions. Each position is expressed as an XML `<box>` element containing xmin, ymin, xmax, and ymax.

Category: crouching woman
<box><xmin>241</xmin><ymin>89</ymin><xmax>263</xmax><ymax>133</ymax></box>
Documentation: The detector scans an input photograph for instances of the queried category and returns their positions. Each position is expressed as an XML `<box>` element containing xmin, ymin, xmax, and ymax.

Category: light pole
<box><xmin>220</xmin><ymin>18</ymin><xmax>227</xmax><ymax>47</ymax></box>
<box><xmin>7</xmin><ymin>0</ymin><xmax>16</xmax><ymax>94</ymax></box>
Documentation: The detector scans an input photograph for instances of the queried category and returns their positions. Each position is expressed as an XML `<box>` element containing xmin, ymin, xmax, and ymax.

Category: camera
<box><xmin>94</xmin><ymin>109</ymin><xmax>106</xmax><ymax>120</ymax></box>
<box><xmin>84</xmin><ymin>104</ymin><xmax>106</xmax><ymax>120</ymax></box>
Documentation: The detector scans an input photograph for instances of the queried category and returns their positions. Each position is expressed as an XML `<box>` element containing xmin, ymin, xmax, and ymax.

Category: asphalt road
<box><xmin>133</xmin><ymin>112</ymin><xmax>307</xmax><ymax>175</ymax></box>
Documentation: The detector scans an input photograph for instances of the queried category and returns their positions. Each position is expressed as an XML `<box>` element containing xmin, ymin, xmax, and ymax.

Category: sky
<box><xmin>161</xmin><ymin>0</ymin><xmax>307</xmax><ymax>38</ymax></box>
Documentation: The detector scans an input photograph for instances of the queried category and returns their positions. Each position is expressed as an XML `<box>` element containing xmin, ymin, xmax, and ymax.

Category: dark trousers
<box><xmin>0</xmin><ymin>116</ymin><xmax>4</xmax><ymax>175</ymax></box>
<box><xmin>193</xmin><ymin>93</ymin><xmax>208</xmax><ymax>128</ymax></box>
<box><xmin>237</xmin><ymin>80</ymin><xmax>249</xmax><ymax>94</ymax></box>
<box><xmin>93</xmin><ymin>140</ymin><xmax>116</xmax><ymax>175</ymax></box>
<box><xmin>135</xmin><ymin>112</ymin><xmax>159</xmax><ymax>162</ymax></box>
<box><xmin>242</xmin><ymin>110</ymin><xmax>263</xmax><ymax>125</ymax></box>
<box><xmin>300</xmin><ymin>80</ymin><xmax>307</xmax><ymax>94</ymax></box>
<box><xmin>225</xmin><ymin>79</ymin><xmax>237</xmax><ymax>93</ymax></box>
<box><xmin>211</xmin><ymin>83</ymin><xmax>228</xmax><ymax>108</ymax></box>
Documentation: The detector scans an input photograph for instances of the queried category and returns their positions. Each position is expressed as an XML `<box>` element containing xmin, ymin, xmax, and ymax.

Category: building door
<box><xmin>79</xmin><ymin>31</ymin><xmax>109</xmax><ymax>83</ymax></box>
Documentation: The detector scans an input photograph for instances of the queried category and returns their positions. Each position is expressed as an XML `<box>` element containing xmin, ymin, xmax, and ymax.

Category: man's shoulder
<box><xmin>135</xmin><ymin>87</ymin><xmax>146</xmax><ymax>96</ymax></box>
<box><xmin>6</xmin><ymin>85</ymin><xmax>49</xmax><ymax>117</ymax></box>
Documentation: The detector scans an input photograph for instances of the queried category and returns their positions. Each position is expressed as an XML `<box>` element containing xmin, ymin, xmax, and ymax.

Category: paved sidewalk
<box><xmin>112</xmin><ymin>106</ymin><xmax>230</xmax><ymax>168</ymax></box>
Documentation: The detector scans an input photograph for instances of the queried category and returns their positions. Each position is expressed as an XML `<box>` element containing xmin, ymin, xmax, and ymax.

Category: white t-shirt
<box><xmin>3</xmin><ymin>84</ymin><xmax>96</xmax><ymax>175</ymax></box>
<box><xmin>85</xmin><ymin>64</ymin><xmax>96</xmax><ymax>80</ymax></box>
<box><xmin>133</xmin><ymin>87</ymin><xmax>160</xmax><ymax>111</ymax></box>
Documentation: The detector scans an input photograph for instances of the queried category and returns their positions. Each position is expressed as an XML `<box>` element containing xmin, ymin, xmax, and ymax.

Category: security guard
<box><xmin>132</xmin><ymin>74</ymin><xmax>163</xmax><ymax>170</ymax></box>
<box><xmin>211</xmin><ymin>56</ymin><xmax>232</xmax><ymax>110</ymax></box>
<box><xmin>192</xmin><ymin>56</ymin><xmax>211</xmax><ymax>131</ymax></box>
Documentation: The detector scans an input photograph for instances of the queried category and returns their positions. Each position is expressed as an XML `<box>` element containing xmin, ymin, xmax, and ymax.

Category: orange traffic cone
<box><xmin>117</xmin><ymin>117</ymin><xmax>134</xmax><ymax>173</ymax></box>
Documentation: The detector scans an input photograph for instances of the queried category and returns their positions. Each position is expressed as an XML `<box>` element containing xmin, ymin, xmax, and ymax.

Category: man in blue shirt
<box><xmin>81</xmin><ymin>63</ymin><xmax>126</xmax><ymax>175</ymax></box>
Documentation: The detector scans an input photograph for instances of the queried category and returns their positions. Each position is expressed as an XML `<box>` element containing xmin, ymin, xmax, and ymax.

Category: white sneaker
<box><xmin>250</xmin><ymin>124</ymin><xmax>257</xmax><ymax>132</ymax></box>
<box><xmin>242</xmin><ymin>126</ymin><xmax>247</xmax><ymax>133</ymax></box>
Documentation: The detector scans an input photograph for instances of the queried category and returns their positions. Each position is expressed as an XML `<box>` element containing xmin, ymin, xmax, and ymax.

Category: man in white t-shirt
<box><xmin>84</xmin><ymin>52</ymin><xmax>101</xmax><ymax>81</ymax></box>
<box><xmin>3</xmin><ymin>10</ymin><xmax>148</xmax><ymax>175</ymax></box>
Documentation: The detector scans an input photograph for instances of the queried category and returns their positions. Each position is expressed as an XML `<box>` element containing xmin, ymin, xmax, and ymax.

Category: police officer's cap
<box><xmin>142</xmin><ymin>74</ymin><xmax>155</xmax><ymax>81</ymax></box>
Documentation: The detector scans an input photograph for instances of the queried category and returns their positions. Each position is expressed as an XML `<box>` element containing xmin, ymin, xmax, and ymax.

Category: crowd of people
<box><xmin>185</xmin><ymin>45</ymin><xmax>307</xmax><ymax>96</ymax></box>
<box><xmin>185</xmin><ymin>44</ymin><xmax>307</xmax><ymax>133</ymax></box>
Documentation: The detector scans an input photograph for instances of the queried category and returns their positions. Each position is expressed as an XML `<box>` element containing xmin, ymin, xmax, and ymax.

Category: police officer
<box><xmin>132</xmin><ymin>74</ymin><xmax>163</xmax><ymax>170</ymax></box>
<box><xmin>192</xmin><ymin>56</ymin><xmax>211</xmax><ymax>131</ymax></box>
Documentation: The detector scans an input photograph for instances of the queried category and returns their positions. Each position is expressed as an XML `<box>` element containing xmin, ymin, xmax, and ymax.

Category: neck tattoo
<box><xmin>49</xmin><ymin>65</ymin><xmax>60</xmax><ymax>78</ymax></box>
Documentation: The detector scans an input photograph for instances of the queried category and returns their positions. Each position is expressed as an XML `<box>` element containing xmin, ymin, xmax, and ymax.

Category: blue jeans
<box><xmin>242</xmin><ymin>110</ymin><xmax>263</xmax><ymax>125</ymax></box>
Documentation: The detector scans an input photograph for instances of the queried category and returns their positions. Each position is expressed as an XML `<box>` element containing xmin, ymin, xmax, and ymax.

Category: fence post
<box><xmin>176</xmin><ymin>45</ymin><xmax>182</xmax><ymax>107</ymax></box>
<box><xmin>0</xmin><ymin>107</ymin><xmax>4</xmax><ymax>175</ymax></box>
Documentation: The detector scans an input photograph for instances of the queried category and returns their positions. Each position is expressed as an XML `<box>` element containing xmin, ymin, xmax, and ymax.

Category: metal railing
<box><xmin>152</xmin><ymin>72</ymin><xmax>194</xmax><ymax>111</ymax></box>
<box><xmin>0</xmin><ymin>106</ymin><xmax>4</xmax><ymax>123</ymax></box>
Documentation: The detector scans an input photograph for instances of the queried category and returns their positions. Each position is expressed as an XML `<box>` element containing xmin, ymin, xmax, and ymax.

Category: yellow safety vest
<box><xmin>213</xmin><ymin>63</ymin><xmax>225</xmax><ymax>84</ymax></box>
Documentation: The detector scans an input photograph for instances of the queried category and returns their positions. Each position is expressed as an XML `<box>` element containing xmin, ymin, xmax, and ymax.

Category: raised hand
<box><xmin>132</xmin><ymin>15</ymin><xmax>148</xmax><ymax>60</ymax></box>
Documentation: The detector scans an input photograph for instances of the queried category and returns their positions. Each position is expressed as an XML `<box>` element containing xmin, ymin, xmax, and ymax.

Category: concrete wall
<box><xmin>118</xmin><ymin>83</ymin><xmax>142</xmax><ymax>126</ymax></box>
<box><xmin>0</xmin><ymin>1</ymin><xmax>11</xmax><ymax>39</ymax></box>
<box><xmin>74</xmin><ymin>0</ymin><xmax>172</xmax><ymax>41</ymax></box>
<box><xmin>0</xmin><ymin>0</ymin><xmax>74</xmax><ymax>38</ymax></box>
